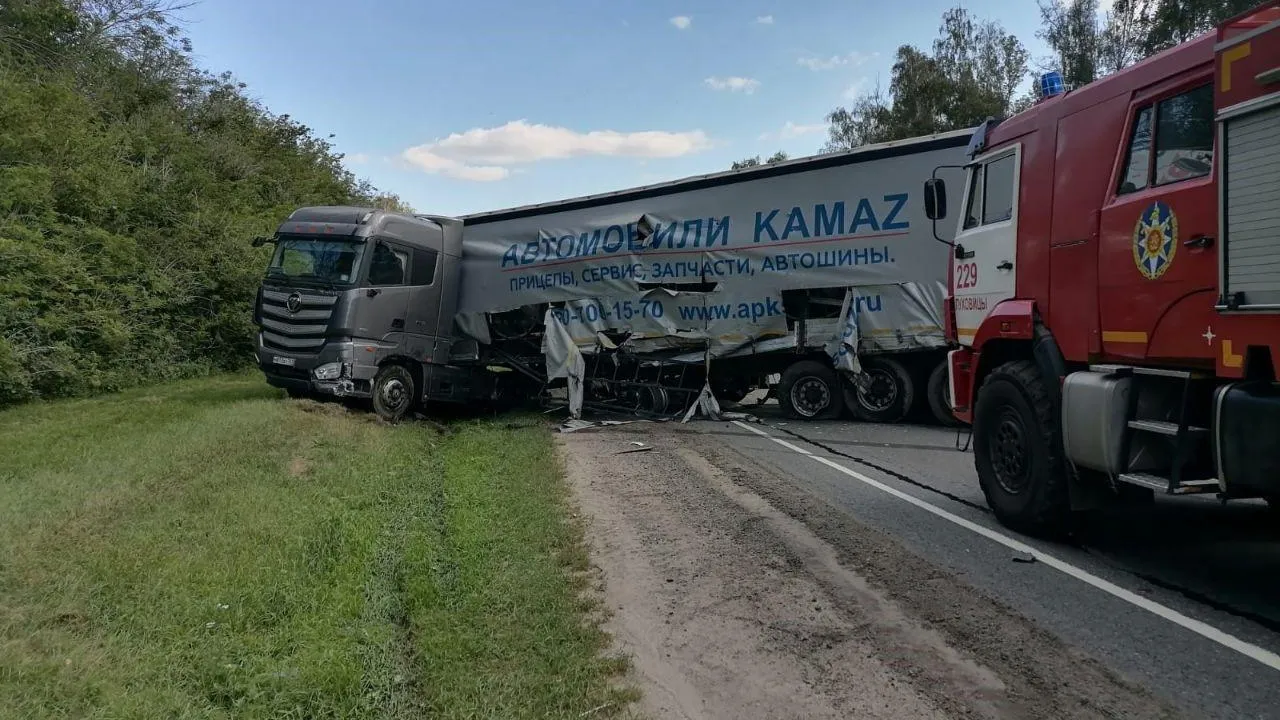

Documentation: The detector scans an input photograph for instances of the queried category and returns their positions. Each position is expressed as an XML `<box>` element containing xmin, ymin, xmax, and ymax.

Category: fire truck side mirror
<box><xmin>923</xmin><ymin>179</ymin><xmax>947</xmax><ymax>220</ymax></box>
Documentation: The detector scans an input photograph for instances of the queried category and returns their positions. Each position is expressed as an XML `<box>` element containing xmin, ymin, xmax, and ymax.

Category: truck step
<box><xmin>1090</xmin><ymin>364</ymin><xmax>1209</xmax><ymax>380</ymax></box>
<box><xmin>1117</xmin><ymin>473</ymin><xmax>1220</xmax><ymax>494</ymax></box>
<box><xmin>1126</xmin><ymin>419</ymin><xmax>1210</xmax><ymax>437</ymax></box>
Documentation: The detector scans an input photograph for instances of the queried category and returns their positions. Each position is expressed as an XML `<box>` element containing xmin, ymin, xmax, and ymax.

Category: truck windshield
<box><xmin>266</xmin><ymin>236</ymin><xmax>365</xmax><ymax>285</ymax></box>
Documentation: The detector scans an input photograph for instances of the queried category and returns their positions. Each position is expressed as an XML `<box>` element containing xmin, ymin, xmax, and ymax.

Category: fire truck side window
<box><xmin>1118</xmin><ymin>106</ymin><xmax>1153</xmax><ymax>195</ymax></box>
<box><xmin>1153</xmin><ymin>84</ymin><xmax>1213</xmax><ymax>186</ymax></box>
<box><xmin>962</xmin><ymin>166</ymin><xmax>984</xmax><ymax>230</ymax></box>
<box><xmin>982</xmin><ymin>154</ymin><xmax>1016</xmax><ymax>224</ymax></box>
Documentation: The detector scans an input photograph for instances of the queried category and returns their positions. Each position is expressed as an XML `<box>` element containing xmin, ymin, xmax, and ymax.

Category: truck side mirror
<box><xmin>251</xmin><ymin>236</ymin><xmax>270</xmax><ymax>247</ymax></box>
<box><xmin>923</xmin><ymin>178</ymin><xmax>947</xmax><ymax>220</ymax></box>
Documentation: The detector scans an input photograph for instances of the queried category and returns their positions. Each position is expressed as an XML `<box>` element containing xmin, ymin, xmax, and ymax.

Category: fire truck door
<box><xmin>1099</xmin><ymin>81</ymin><xmax>1218</xmax><ymax>361</ymax></box>
<box><xmin>952</xmin><ymin>145</ymin><xmax>1021</xmax><ymax>346</ymax></box>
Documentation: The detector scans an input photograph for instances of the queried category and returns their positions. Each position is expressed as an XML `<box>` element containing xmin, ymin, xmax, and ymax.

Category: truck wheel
<box><xmin>778</xmin><ymin>360</ymin><xmax>843</xmax><ymax>420</ymax></box>
<box><xmin>973</xmin><ymin>360</ymin><xmax>1069</xmax><ymax>537</ymax></box>
<box><xmin>372</xmin><ymin>364</ymin><xmax>416</xmax><ymax>423</ymax></box>
<box><xmin>926</xmin><ymin>360</ymin><xmax>960</xmax><ymax>427</ymax></box>
<box><xmin>846</xmin><ymin>357</ymin><xmax>914</xmax><ymax>424</ymax></box>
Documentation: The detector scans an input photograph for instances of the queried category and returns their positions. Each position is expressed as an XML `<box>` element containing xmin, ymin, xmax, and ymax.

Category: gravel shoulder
<box><xmin>559</xmin><ymin>423</ymin><xmax>1185</xmax><ymax>720</ymax></box>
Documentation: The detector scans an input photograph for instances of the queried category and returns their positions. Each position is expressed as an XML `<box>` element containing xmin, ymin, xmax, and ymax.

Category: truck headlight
<box><xmin>313</xmin><ymin>362</ymin><xmax>342</xmax><ymax>381</ymax></box>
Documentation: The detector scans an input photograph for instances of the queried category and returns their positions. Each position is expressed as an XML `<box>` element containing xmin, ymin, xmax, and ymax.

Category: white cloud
<box><xmin>755</xmin><ymin>15</ymin><xmax>774</xmax><ymax>24</ymax></box>
<box><xmin>705</xmin><ymin>76</ymin><xmax>761</xmax><ymax>94</ymax></box>
<box><xmin>344</xmin><ymin>152</ymin><xmax>370</xmax><ymax>165</ymax></box>
<box><xmin>670</xmin><ymin>15</ymin><xmax>691</xmax><ymax>30</ymax></box>
<box><xmin>758</xmin><ymin>121</ymin><xmax>825</xmax><ymax>142</ymax></box>
<box><xmin>401</xmin><ymin>120</ymin><xmax>711</xmax><ymax>182</ymax></box>
<box><xmin>798</xmin><ymin>51</ymin><xmax>876</xmax><ymax>71</ymax></box>
<box><xmin>780</xmin><ymin>121</ymin><xmax>825</xmax><ymax>138</ymax></box>
<box><xmin>843</xmin><ymin>77</ymin><xmax>872</xmax><ymax>100</ymax></box>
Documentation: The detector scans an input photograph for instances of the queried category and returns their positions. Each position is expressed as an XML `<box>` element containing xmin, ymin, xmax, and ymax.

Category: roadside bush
<box><xmin>0</xmin><ymin>0</ymin><xmax>402</xmax><ymax>405</ymax></box>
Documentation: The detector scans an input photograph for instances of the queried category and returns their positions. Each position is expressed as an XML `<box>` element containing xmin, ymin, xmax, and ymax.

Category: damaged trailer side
<box><xmin>454</xmin><ymin>129</ymin><xmax>972</xmax><ymax>422</ymax></box>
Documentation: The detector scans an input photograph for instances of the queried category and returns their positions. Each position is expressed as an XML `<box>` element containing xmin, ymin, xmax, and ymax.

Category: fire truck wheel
<box><xmin>372</xmin><ymin>364</ymin><xmax>417</xmax><ymax>423</ymax></box>
<box><xmin>778</xmin><ymin>360</ymin><xmax>844</xmax><ymax>420</ymax></box>
<box><xmin>926</xmin><ymin>360</ymin><xmax>960</xmax><ymax>427</ymax></box>
<box><xmin>847</xmin><ymin>357</ymin><xmax>914</xmax><ymax>424</ymax></box>
<box><xmin>973</xmin><ymin>360</ymin><xmax>1069</xmax><ymax>536</ymax></box>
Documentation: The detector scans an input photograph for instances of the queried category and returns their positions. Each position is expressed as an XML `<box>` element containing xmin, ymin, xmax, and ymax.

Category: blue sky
<box><xmin>181</xmin><ymin>0</ymin><xmax>1058</xmax><ymax>216</ymax></box>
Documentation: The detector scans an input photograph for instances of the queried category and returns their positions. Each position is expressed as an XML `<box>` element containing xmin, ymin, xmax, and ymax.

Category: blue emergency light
<box><xmin>1039</xmin><ymin>71</ymin><xmax>1066</xmax><ymax>99</ymax></box>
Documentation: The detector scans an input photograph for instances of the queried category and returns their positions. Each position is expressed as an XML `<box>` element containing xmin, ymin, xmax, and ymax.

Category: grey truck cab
<box><xmin>253</xmin><ymin>206</ymin><xmax>490</xmax><ymax>419</ymax></box>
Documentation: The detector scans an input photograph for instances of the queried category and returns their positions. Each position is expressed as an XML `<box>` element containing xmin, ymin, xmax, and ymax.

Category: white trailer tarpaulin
<box><xmin>457</xmin><ymin>131</ymin><xmax>971</xmax><ymax>315</ymax></box>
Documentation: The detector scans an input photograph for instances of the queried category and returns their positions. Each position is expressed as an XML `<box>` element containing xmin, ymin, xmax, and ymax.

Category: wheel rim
<box><xmin>990</xmin><ymin>408</ymin><xmax>1030</xmax><ymax>495</ymax></box>
<box><xmin>857</xmin><ymin>369</ymin><xmax>898</xmax><ymax>412</ymax></box>
<box><xmin>380</xmin><ymin>375</ymin><xmax>409</xmax><ymax>413</ymax></box>
<box><xmin>790</xmin><ymin>377</ymin><xmax>830</xmax><ymax>417</ymax></box>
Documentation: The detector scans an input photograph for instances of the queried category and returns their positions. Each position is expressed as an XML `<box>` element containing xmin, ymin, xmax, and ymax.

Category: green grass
<box><xmin>0</xmin><ymin>374</ymin><xmax>634</xmax><ymax>719</ymax></box>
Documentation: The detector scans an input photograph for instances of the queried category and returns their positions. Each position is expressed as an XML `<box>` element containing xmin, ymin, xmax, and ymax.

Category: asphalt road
<box><xmin>690</xmin><ymin>403</ymin><xmax>1280</xmax><ymax>720</ymax></box>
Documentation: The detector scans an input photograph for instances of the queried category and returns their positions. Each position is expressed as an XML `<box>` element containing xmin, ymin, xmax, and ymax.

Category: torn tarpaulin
<box><xmin>542</xmin><ymin>308</ymin><xmax>585</xmax><ymax>419</ymax></box>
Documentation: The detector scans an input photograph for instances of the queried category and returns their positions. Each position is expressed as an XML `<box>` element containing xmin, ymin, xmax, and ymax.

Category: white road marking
<box><xmin>730</xmin><ymin>420</ymin><xmax>1280</xmax><ymax>673</ymax></box>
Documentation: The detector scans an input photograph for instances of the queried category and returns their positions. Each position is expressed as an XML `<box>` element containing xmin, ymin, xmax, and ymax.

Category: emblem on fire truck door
<box><xmin>1132</xmin><ymin>201</ymin><xmax>1178</xmax><ymax>280</ymax></box>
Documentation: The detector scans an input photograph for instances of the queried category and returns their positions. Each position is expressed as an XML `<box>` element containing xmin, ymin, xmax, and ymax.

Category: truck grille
<box><xmin>1222</xmin><ymin>102</ymin><xmax>1280</xmax><ymax>309</ymax></box>
<box><xmin>259</xmin><ymin>289</ymin><xmax>337</xmax><ymax>352</ymax></box>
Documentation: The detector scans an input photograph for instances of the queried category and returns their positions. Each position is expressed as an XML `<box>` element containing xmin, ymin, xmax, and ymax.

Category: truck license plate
<box><xmin>272</xmin><ymin>356</ymin><xmax>296</xmax><ymax>367</ymax></box>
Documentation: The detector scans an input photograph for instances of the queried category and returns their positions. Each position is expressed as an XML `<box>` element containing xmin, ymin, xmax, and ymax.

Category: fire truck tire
<box><xmin>372</xmin><ymin>363</ymin><xmax>417</xmax><ymax>423</ymax></box>
<box><xmin>926</xmin><ymin>360</ymin><xmax>960</xmax><ymax>427</ymax></box>
<box><xmin>778</xmin><ymin>360</ymin><xmax>844</xmax><ymax>420</ymax></box>
<box><xmin>973</xmin><ymin>360</ymin><xmax>1069</xmax><ymax>536</ymax></box>
<box><xmin>846</xmin><ymin>357</ymin><xmax>914</xmax><ymax>424</ymax></box>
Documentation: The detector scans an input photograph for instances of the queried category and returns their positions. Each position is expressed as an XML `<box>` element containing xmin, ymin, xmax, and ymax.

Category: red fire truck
<box><xmin>923</xmin><ymin>2</ymin><xmax>1280</xmax><ymax>535</ymax></box>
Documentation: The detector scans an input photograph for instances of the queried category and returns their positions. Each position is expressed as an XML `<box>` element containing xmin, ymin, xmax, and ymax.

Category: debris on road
<box><xmin>616</xmin><ymin>442</ymin><xmax>652</xmax><ymax>455</ymax></box>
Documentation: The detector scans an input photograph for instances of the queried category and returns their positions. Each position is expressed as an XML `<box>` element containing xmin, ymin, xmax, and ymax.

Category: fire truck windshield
<box><xmin>266</xmin><ymin>236</ymin><xmax>366</xmax><ymax>286</ymax></box>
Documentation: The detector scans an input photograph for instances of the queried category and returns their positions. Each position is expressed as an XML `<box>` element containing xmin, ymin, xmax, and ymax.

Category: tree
<box><xmin>730</xmin><ymin>150</ymin><xmax>788</xmax><ymax>170</ymax></box>
<box><xmin>1037</xmin><ymin>0</ymin><xmax>1100</xmax><ymax>89</ymax></box>
<box><xmin>1098</xmin><ymin>0</ymin><xmax>1149</xmax><ymax>75</ymax></box>
<box><xmin>1034</xmin><ymin>0</ymin><xmax>1149</xmax><ymax>89</ymax></box>
<box><xmin>1139</xmin><ymin>0</ymin><xmax>1257</xmax><ymax>54</ymax></box>
<box><xmin>0</xmin><ymin>0</ymin><xmax>398</xmax><ymax>405</ymax></box>
<box><xmin>823</xmin><ymin>7</ymin><xmax>1028</xmax><ymax>152</ymax></box>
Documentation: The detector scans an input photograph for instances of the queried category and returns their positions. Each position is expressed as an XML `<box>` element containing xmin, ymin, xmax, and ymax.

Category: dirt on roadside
<box><xmin>559</xmin><ymin>423</ymin><xmax>1184</xmax><ymax>720</ymax></box>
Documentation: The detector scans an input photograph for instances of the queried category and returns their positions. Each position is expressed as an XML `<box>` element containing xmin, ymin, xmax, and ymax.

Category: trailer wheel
<box><xmin>636</xmin><ymin>386</ymin><xmax>671</xmax><ymax>415</ymax></box>
<box><xmin>372</xmin><ymin>364</ymin><xmax>416</xmax><ymax>423</ymax></box>
<box><xmin>778</xmin><ymin>361</ymin><xmax>843</xmax><ymax>420</ymax></box>
<box><xmin>926</xmin><ymin>360</ymin><xmax>960</xmax><ymax>427</ymax></box>
<box><xmin>846</xmin><ymin>357</ymin><xmax>914</xmax><ymax>424</ymax></box>
<box><xmin>973</xmin><ymin>360</ymin><xmax>1069</xmax><ymax>537</ymax></box>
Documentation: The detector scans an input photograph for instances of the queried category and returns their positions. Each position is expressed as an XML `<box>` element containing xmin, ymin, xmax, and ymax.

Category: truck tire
<box><xmin>973</xmin><ymin>360</ymin><xmax>1069</xmax><ymax>537</ymax></box>
<box><xmin>845</xmin><ymin>357</ymin><xmax>914</xmax><ymax>424</ymax></box>
<box><xmin>372</xmin><ymin>364</ymin><xmax>416</xmax><ymax>423</ymax></box>
<box><xmin>926</xmin><ymin>360</ymin><xmax>960</xmax><ymax>427</ymax></box>
<box><xmin>778</xmin><ymin>360</ymin><xmax>843</xmax><ymax>420</ymax></box>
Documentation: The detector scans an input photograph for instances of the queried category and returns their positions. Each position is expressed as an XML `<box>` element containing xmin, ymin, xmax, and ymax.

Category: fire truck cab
<box><xmin>924</xmin><ymin>2</ymin><xmax>1280</xmax><ymax>535</ymax></box>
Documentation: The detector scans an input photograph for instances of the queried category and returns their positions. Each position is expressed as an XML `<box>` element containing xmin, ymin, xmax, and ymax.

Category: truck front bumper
<box><xmin>256</xmin><ymin>336</ymin><xmax>376</xmax><ymax>399</ymax></box>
